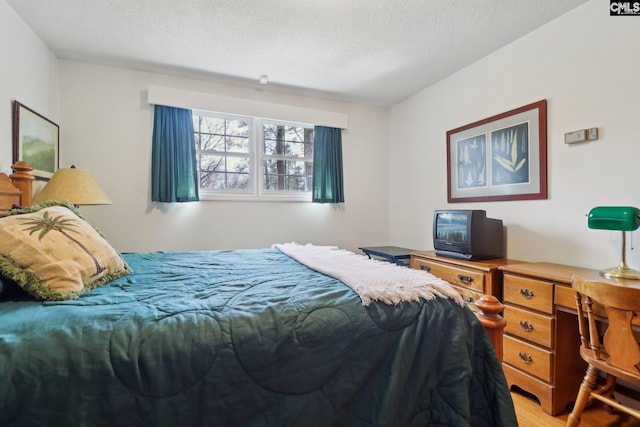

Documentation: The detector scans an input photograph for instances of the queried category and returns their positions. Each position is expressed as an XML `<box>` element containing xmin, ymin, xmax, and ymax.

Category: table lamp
<box><xmin>588</xmin><ymin>206</ymin><xmax>640</xmax><ymax>280</ymax></box>
<box><xmin>31</xmin><ymin>166</ymin><xmax>111</xmax><ymax>206</ymax></box>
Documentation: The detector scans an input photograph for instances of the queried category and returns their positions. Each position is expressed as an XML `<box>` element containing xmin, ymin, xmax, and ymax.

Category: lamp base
<box><xmin>600</xmin><ymin>265</ymin><xmax>640</xmax><ymax>280</ymax></box>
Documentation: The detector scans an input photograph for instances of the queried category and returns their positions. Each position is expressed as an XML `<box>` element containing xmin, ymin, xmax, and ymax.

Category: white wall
<box><xmin>0</xmin><ymin>0</ymin><xmax>59</xmax><ymax>173</ymax></box>
<box><xmin>8</xmin><ymin>0</ymin><xmax>639</xmax><ymax>271</ymax></box>
<box><xmin>389</xmin><ymin>0</ymin><xmax>640</xmax><ymax>270</ymax></box>
<box><xmin>58</xmin><ymin>62</ymin><xmax>389</xmax><ymax>253</ymax></box>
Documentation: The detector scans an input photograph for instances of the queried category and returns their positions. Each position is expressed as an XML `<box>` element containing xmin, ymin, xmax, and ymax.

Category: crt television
<box><xmin>433</xmin><ymin>210</ymin><xmax>504</xmax><ymax>260</ymax></box>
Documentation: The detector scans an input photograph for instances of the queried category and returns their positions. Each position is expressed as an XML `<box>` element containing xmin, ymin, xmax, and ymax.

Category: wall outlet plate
<box><xmin>565</xmin><ymin>129</ymin><xmax>587</xmax><ymax>144</ymax></box>
<box><xmin>587</xmin><ymin>128</ymin><xmax>598</xmax><ymax>140</ymax></box>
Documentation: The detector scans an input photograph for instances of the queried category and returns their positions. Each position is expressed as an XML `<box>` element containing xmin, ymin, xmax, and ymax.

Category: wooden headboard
<box><xmin>0</xmin><ymin>161</ymin><xmax>34</xmax><ymax>210</ymax></box>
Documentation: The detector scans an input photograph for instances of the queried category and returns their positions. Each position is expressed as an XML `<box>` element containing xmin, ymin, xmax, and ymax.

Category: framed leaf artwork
<box><xmin>446</xmin><ymin>100</ymin><xmax>547</xmax><ymax>203</ymax></box>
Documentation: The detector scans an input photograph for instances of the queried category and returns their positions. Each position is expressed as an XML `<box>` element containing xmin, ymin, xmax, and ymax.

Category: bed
<box><xmin>0</xmin><ymin>163</ymin><xmax>517</xmax><ymax>427</ymax></box>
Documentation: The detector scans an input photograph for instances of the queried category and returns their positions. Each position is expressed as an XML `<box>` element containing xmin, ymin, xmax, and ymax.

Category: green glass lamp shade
<box><xmin>587</xmin><ymin>206</ymin><xmax>640</xmax><ymax>280</ymax></box>
<box><xmin>588</xmin><ymin>206</ymin><xmax>640</xmax><ymax>231</ymax></box>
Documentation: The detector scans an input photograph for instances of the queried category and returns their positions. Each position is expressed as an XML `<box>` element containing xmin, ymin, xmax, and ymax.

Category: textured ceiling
<box><xmin>7</xmin><ymin>0</ymin><xmax>588</xmax><ymax>106</ymax></box>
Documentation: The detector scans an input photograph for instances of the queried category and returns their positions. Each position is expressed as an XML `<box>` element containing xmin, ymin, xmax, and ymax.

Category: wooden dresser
<box><xmin>410</xmin><ymin>251</ymin><xmax>522</xmax><ymax>362</ymax></box>
<box><xmin>411</xmin><ymin>254</ymin><xmax>639</xmax><ymax>415</ymax></box>
<box><xmin>498</xmin><ymin>262</ymin><xmax>599</xmax><ymax>415</ymax></box>
<box><xmin>410</xmin><ymin>250</ymin><xmax>520</xmax><ymax>304</ymax></box>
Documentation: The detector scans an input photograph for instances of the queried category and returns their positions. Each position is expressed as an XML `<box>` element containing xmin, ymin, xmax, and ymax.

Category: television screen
<box><xmin>436</xmin><ymin>212</ymin><xmax>468</xmax><ymax>243</ymax></box>
<box><xmin>433</xmin><ymin>209</ymin><xmax>504</xmax><ymax>260</ymax></box>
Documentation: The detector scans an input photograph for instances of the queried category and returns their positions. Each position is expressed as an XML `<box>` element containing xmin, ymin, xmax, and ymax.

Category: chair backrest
<box><xmin>572</xmin><ymin>275</ymin><xmax>640</xmax><ymax>380</ymax></box>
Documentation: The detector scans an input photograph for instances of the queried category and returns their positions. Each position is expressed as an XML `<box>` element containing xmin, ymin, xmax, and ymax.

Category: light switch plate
<box><xmin>565</xmin><ymin>130</ymin><xmax>587</xmax><ymax>144</ymax></box>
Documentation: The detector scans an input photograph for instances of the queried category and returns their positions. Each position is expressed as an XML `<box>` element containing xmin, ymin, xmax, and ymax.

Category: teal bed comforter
<box><xmin>0</xmin><ymin>249</ymin><xmax>516</xmax><ymax>426</ymax></box>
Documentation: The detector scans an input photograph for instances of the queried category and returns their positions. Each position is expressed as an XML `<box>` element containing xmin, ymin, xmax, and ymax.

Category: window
<box><xmin>262</xmin><ymin>123</ymin><xmax>314</xmax><ymax>193</ymax></box>
<box><xmin>193</xmin><ymin>110</ymin><xmax>314</xmax><ymax>200</ymax></box>
<box><xmin>193</xmin><ymin>113</ymin><xmax>252</xmax><ymax>193</ymax></box>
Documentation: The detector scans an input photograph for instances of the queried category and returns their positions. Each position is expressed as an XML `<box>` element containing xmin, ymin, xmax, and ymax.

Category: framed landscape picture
<box><xmin>12</xmin><ymin>101</ymin><xmax>59</xmax><ymax>180</ymax></box>
<box><xmin>446</xmin><ymin>100</ymin><xmax>547</xmax><ymax>203</ymax></box>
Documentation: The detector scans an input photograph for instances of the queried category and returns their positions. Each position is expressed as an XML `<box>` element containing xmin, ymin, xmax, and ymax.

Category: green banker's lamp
<box><xmin>588</xmin><ymin>206</ymin><xmax>640</xmax><ymax>280</ymax></box>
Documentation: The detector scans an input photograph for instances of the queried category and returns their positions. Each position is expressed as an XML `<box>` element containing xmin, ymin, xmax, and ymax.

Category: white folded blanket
<box><xmin>274</xmin><ymin>243</ymin><xmax>463</xmax><ymax>307</ymax></box>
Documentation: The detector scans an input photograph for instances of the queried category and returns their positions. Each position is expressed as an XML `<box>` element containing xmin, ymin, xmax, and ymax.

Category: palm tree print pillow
<box><xmin>0</xmin><ymin>202</ymin><xmax>131</xmax><ymax>301</ymax></box>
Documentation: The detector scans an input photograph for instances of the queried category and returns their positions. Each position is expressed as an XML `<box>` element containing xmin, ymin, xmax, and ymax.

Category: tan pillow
<box><xmin>0</xmin><ymin>202</ymin><xmax>131</xmax><ymax>300</ymax></box>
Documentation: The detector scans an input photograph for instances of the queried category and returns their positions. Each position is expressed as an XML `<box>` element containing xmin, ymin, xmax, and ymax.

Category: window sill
<box><xmin>198</xmin><ymin>192</ymin><xmax>312</xmax><ymax>203</ymax></box>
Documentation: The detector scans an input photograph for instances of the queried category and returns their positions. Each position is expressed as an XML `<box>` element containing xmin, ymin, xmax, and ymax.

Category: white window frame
<box><xmin>194</xmin><ymin>110</ymin><xmax>314</xmax><ymax>202</ymax></box>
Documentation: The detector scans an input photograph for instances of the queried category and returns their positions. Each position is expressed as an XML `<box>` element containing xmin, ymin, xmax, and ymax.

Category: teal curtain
<box><xmin>312</xmin><ymin>126</ymin><xmax>344</xmax><ymax>203</ymax></box>
<box><xmin>151</xmin><ymin>105</ymin><xmax>199</xmax><ymax>202</ymax></box>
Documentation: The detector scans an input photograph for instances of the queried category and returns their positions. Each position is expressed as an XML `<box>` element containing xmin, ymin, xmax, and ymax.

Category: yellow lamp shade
<box><xmin>31</xmin><ymin>167</ymin><xmax>111</xmax><ymax>206</ymax></box>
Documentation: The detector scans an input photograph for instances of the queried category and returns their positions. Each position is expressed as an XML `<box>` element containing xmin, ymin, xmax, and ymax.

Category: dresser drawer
<box><xmin>414</xmin><ymin>259</ymin><xmax>485</xmax><ymax>293</ymax></box>
<box><xmin>450</xmin><ymin>284</ymin><xmax>484</xmax><ymax>308</ymax></box>
<box><xmin>503</xmin><ymin>335</ymin><xmax>553</xmax><ymax>383</ymax></box>
<box><xmin>504</xmin><ymin>305</ymin><xmax>554</xmax><ymax>348</ymax></box>
<box><xmin>504</xmin><ymin>274</ymin><xmax>554</xmax><ymax>314</ymax></box>
<box><xmin>554</xmin><ymin>285</ymin><xmax>576</xmax><ymax>310</ymax></box>
<box><xmin>555</xmin><ymin>284</ymin><xmax>640</xmax><ymax>327</ymax></box>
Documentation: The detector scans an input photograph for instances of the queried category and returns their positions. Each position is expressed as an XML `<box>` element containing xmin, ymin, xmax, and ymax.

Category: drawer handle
<box><xmin>519</xmin><ymin>320</ymin><xmax>534</xmax><ymax>332</ymax></box>
<box><xmin>518</xmin><ymin>352</ymin><xmax>533</xmax><ymax>364</ymax></box>
<box><xmin>420</xmin><ymin>265</ymin><xmax>431</xmax><ymax>273</ymax></box>
<box><xmin>519</xmin><ymin>288</ymin><xmax>535</xmax><ymax>299</ymax></box>
<box><xmin>457</xmin><ymin>274</ymin><xmax>474</xmax><ymax>285</ymax></box>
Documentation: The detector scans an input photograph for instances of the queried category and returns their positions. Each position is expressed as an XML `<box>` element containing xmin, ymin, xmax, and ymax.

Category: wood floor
<box><xmin>512</xmin><ymin>387</ymin><xmax>640</xmax><ymax>427</ymax></box>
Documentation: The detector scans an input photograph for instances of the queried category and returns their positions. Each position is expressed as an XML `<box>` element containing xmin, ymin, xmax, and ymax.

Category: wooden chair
<box><xmin>567</xmin><ymin>275</ymin><xmax>640</xmax><ymax>426</ymax></box>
